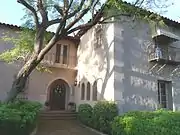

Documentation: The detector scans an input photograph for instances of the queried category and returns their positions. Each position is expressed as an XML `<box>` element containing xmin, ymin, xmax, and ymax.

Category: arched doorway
<box><xmin>48</xmin><ymin>79</ymin><xmax>69</xmax><ymax>110</ymax></box>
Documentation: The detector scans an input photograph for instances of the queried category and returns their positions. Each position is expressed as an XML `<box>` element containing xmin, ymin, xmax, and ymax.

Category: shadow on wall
<box><xmin>100</xmin><ymin>29</ymin><xmax>114</xmax><ymax>100</ymax></box>
<box><xmin>78</xmin><ymin>24</ymin><xmax>115</xmax><ymax>101</ymax></box>
<box><xmin>93</xmin><ymin>24</ymin><xmax>114</xmax><ymax>100</ymax></box>
<box><xmin>114</xmin><ymin>20</ymin><xmax>160</xmax><ymax>113</ymax></box>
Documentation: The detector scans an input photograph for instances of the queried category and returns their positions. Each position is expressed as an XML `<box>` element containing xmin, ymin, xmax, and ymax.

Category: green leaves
<box><xmin>0</xmin><ymin>100</ymin><xmax>42</xmax><ymax>135</ymax></box>
<box><xmin>0</xmin><ymin>29</ymin><xmax>34</xmax><ymax>63</ymax></box>
<box><xmin>105</xmin><ymin>0</ymin><xmax>165</xmax><ymax>25</ymax></box>
<box><xmin>78</xmin><ymin>101</ymin><xmax>118</xmax><ymax>134</ymax></box>
<box><xmin>78</xmin><ymin>104</ymin><xmax>93</xmax><ymax>126</ymax></box>
<box><xmin>92</xmin><ymin>101</ymin><xmax>118</xmax><ymax>134</ymax></box>
<box><xmin>111</xmin><ymin>110</ymin><xmax>180</xmax><ymax>135</ymax></box>
<box><xmin>0</xmin><ymin>28</ymin><xmax>52</xmax><ymax>71</ymax></box>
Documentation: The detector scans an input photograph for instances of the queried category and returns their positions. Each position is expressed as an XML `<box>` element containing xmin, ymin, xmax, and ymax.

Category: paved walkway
<box><xmin>36</xmin><ymin>120</ymin><xmax>100</xmax><ymax>135</ymax></box>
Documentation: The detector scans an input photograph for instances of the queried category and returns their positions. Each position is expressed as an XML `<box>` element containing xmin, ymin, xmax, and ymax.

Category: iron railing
<box><xmin>148</xmin><ymin>45</ymin><xmax>180</xmax><ymax>63</ymax></box>
<box><xmin>41</xmin><ymin>53</ymin><xmax>77</xmax><ymax>69</ymax></box>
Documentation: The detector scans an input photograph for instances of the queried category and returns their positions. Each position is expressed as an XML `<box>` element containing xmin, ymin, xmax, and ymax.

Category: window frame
<box><xmin>94</xmin><ymin>25</ymin><xmax>103</xmax><ymax>49</ymax></box>
<box><xmin>86</xmin><ymin>82</ymin><xmax>91</xmax><ymax>101</ymax></box>
<box><xmin>55</xmin><ymin>44</ymin><xmax>69</xmax><ymax>64</ymax></box>
<box><xmin>81</xmin><ymin>83</ymin><xmax>85</xmax><ymax>100</ymax></box>
<box><xmin>157</xmin><ymin>80</ymin><xmax>172</xmax><ymax>109</ymax></box>
<box><xmin>92</xmin><ymin>81</ymin><xmax>97</xmax><ymax>101</ymax></box>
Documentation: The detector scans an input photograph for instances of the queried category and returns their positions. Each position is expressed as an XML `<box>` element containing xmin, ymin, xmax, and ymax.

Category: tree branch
<box><xmin>65</xmin><ymin>9</ymin><xmax>89</xmax><ymax>31</ymax></box>
<box><xmin>72</xmin><ymin>3</ymin><xmax>130</xmax><ymax>37</ymax></box>
<box><xmin>17</xmin><ymin>0</ymin><xmax>39</xmax><ymax>28</ymax></box>
<box><xmin>65</xmin><ymin>0</ymin><xmax>96</xmax><ymax>31</ymax></box>
<box><xmin>54</xmin><ymin>5</ymin><xmax>64</xmax><ymax>16</ymax></box>
<box><xmin>92</xmin><ymin>0</ymin><xmax>100</xmax><ymax>18</ymax></box>
<box><xmin>134</xmin><ymin>0</ymin><xmax>145</xmax><ymax>6</ymax></box>
<box><xmin>67</xmin><ymin>8</ymin><xmax>103</xmax><ymax>35</ymax></box>
<box><xmin>37</xmin><ymin>0</ymin><xmax>48</xmax><ymax>24</ymax></box>
<box><xmin>63</xmin><ymin>0</ymin><xmax>69</xmax><ymax>11</ymax></box>
<box><xmin>66</xmin><ymin>0</ymin><xmax>74</xmax><ymax>12</ymax></box>
<box><xmin>37</xmin><ymin>16</ymin><xmax>67</xmax><ymax>61</ymax></box>
<box><xmin>66</xmin><ymin>0</ymin><xmax>102</xmax><ymax>35</ymax></box>
<box><xmin>47</xmin><ymin>18</ymin><xmax>62</xmax><ymax>27</ymax></box>
<box><xmin>67</xmin><ymin>0</ymin><xmax>86</xmax><ymax>19</ymax></box>
<box><xmin>34</xmin><ymin>27</ymin><xmax>45</xmax><ymax>54</ymax></box>
<box><xmin>67</xmin><ymin>23</ymin><xmax>92</xmax><ymax>35</ymax></box>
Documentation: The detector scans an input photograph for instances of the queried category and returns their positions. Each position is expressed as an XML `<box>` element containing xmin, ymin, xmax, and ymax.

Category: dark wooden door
<box><xmin>50</xmin><ymin>83</ymin><xmax>66</xmax><ymax>110</ymax></box>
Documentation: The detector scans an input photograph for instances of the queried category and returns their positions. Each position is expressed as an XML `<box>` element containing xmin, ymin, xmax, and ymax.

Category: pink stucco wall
<box><xmin>0</xmin><ymin>25</ymin><xmax>77</xmax><ymax>108</ymax></box>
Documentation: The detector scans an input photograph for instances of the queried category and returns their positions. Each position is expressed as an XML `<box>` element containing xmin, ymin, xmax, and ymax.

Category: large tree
<box><xmin>0</xmin><ymin>0</ymin><xmax>170</xmax><ymax>102</ymax></box>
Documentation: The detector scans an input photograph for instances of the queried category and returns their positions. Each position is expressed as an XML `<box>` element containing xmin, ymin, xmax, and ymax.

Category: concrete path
<box><xmin>36</xmin><ymin>120</ymin><xmax>100</xmax><ymax>135</ymax></box>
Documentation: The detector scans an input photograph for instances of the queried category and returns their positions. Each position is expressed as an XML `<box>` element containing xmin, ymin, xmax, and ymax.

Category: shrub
<box><xmin>92</xmin><ymin>101</ymin><xmax>118</xmax><ymax>134</ymax></box>
<box><xmin>78</xmin><ymin>104</ymin><xmax>93</xmax><ymax>126</ymax></box>
<box><xmin>0</xmin><ymin>100</ymin><xmax>42</xmax><ymax>135</ymax></box>
<box><xmin>111</xmin><ymin>110</ymin><xmax>180</xmax><ymax>135</ymax></box>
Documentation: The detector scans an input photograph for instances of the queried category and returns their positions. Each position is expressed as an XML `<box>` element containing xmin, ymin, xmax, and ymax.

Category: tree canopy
<box><xmin>0</xmin><ymin>0</ymin><xmax>171</xmax><ymax>64</ymax></box>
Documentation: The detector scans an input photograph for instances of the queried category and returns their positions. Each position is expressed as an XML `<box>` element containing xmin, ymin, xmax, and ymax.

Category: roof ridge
<box><xmin>114</xmin><ymin>0</ymin><xmax>180</xmax><ymax>26</ymax></box>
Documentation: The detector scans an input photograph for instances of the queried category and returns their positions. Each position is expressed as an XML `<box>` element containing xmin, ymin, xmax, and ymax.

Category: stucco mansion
<box><xmin>1</xmin><ymin>8</ymin><xmax>180</xmax><ymax>113</ymax></box>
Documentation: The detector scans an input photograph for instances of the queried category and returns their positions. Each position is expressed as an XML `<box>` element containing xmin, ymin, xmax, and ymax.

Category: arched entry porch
<box><xmin>47</xmin><ymin>79</ymin><xmax>70</xmax><ymax>110</ymax></box>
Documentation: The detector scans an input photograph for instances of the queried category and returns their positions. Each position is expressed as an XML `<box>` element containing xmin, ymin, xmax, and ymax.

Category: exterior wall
<box><xmin>75</xmin><ymin>22</ymin><xmax>115</xmax><ymax>107</ymax></box>
<box><xmin>43</xmin><ymin>39</ymin><xmax>77</xmax><ymax>69</ymax></box>
<box><xmin>1</xmin><ymin>19</ymin><xmax>180</xmax><ymax>113</ymax></box>
<box><xmin>0</xmin><ymin>24</ymin><xmax>77</xmax><ymax>107</ymax></box>
<box><xmin>27</xmin><ymin>68</ymin><xmax>76</xmax><ymax>107</ymax></box>
<box><xmin>114</xmin><ymin>17</ymin><xmax>180</xmax><ymax>113</ymax></box>
<box><xmin>27</xmin><ymin>40</ymin><xmax>77</xmax><ymax>107</ymax></box>
<box><xmin>0</xmin><ymin>25</ymin><xmax>21</xmax><ymax>101</ymax></box>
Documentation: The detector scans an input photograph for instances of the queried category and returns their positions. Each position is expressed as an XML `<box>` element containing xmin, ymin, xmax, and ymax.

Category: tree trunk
<box><xmin>5</xmin><ymin>75</ymin><xmax>28</xmax><ymax>102</ymax></box>
<box><xmin>5</xmin><ymin>54</ymin><xmax>40</xmax><ymax>103</ymax></box>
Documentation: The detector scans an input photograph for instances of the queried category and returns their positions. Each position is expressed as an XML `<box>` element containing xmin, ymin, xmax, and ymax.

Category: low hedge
<box><xmin>78</xmin><ymin>101</ymin><xmax>118</xmax><ymax>134</ymax></box>
<box><xmin>111</xmin><ymin>110</ymin><xmax>180</xmax><ymax>135</ymax></box>
<box><xmin>0</xmin><ymin>100</ymin><xmax>42</xmax><ymax>135</ymax></box>
<box><xmin>92</xmin><ymin>101</ymin><xmax>118</xmax><ymax>134</ymax></box>
<box><xmin>78</xmin><ymin>104</ymin><xmax>93</xmax><ymax>126</ymax></box>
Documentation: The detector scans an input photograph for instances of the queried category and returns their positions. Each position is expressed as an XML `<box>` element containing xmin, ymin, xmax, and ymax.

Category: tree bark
<box><xmin>5</xmin><ymin>75</ymin><xmax>27</xmax><ymax>102</ymax></box>
<box><xmin>5</xmin><ymin>53</ymin><xmax>41</xmax><ymax>102</ymax></box>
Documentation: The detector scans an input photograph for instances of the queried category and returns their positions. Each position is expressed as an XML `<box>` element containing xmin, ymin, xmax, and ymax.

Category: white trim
<box><xmin>46</xmin><ymin>77</ymin><xmax>72</xmax><ymax>93</ymax></box>
<box><xmin>172</xmin><ymin>85</ymin><xmax>175</xmax><ymax>111</ymax></box>
<box><xmin>46</xmin><ymin>77</ymin><xmax>73</xmax><ymax>110</ymax></box>
<box><xmin>152</xmin><ymin>29</ymin><xmax>180</xmax><ymax>40</ymax></box>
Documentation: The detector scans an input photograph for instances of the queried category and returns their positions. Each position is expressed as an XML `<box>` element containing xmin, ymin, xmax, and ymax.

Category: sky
<box><xmin>0</xmin><ymin>0</ymin><xmax>179</xmax><ymax>27</ymax></box>
<box><xmin>163</xmin><ymin>0</ymin><xmax>180</xmax><ymax>21</ymax></box>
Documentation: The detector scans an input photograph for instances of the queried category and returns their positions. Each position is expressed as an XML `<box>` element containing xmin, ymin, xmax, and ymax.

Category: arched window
<box><xmin>78</xmin><ymin>82</ymin><xmax>80</xmax><ymax>87</ymax></box>
<box><xmin>86</xmin><ymin>82</ymin><xmax>91</xmax><ymax>100</ymax></box>
<box><xmin>81</xmin><ymin>83</ymin><xmax>85</xmax><ymax>100</ymax></box>
<box><xmin>93</xmin><ymin>81</ymin><xmax>97</xmax><ymax>101</ymax></box>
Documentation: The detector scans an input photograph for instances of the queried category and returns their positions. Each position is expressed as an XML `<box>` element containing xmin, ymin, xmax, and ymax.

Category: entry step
<box><xmin>39</xmin><ymin>111</ymin><xmax>77</xmax><ymax>120</ymax></box>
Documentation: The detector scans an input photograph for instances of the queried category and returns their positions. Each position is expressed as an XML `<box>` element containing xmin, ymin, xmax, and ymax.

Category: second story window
<box><xmin>55</xmin><ymin>44</ymin><xmax>61</xmax><ymax>63</ymax></box>
<box><xmin>94</xmin><ymin>24</ymin><xmax>102</xmax><ymax>49</ymax></box>
<box><xmin>62</xmin><ymin>45</ymin><xmax>68</xmax><ymax>64</ymax></box>
<box><xmin>55</xmin><ymin>44</ymin><xmax>68</xmax><ymax>64</ymax></box>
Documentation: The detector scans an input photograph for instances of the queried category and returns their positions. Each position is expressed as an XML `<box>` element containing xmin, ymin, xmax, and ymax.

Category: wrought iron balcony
<box><xmin>41</xmin><ymin>53</ymin><xmax>77</xmax><ymax>70</ymax></box>
<box><xmin>148</xmin><ymin>46</ymin><xmax>180</xmax><ymax>65</ymax></box>
<box><xmin>152</xmin><ymin>29</ymin><xmax>180</xmax><ymax>44</ymax></box>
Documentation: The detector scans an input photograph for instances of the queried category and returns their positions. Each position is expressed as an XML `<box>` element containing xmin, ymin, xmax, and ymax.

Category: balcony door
<box><xmin>55</xmin><ymin>44</ymin><xmax>68</xmax><ymax>64</ymax></box>
<box><xmin>157</xmin><ymin>80</ymin><xmax>173</xmax><ymax>110</ymax></box>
